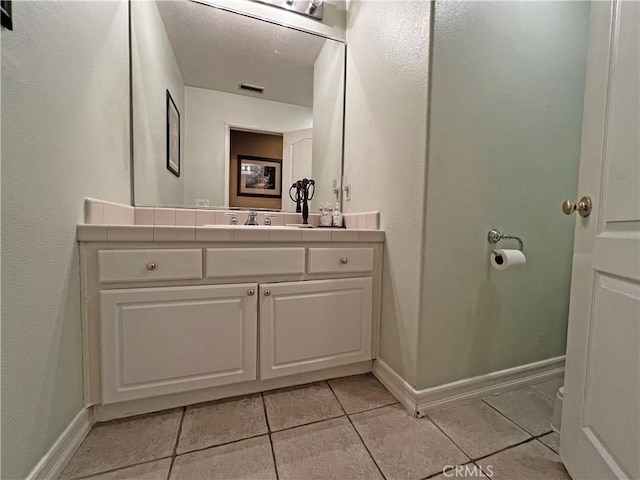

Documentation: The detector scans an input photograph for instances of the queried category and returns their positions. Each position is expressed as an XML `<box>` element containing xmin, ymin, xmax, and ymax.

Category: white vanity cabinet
<box><xmin>78</xmin><ymin>231</ymin><xmax>383</xmax><ymax>420</ymax></box>
<box><xmin>259</xmin><ymin>277</ymin><xmax>372</xmax><ymax>379</ymax></box>
<box><xmin>100</xmin><ymin>284</ymin><xmax>258</xmax><ymax>404</ymax></box>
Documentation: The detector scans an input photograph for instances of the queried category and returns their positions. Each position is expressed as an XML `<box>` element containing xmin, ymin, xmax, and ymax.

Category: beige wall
<box><xmin>131</xmin><ymin>0</ymin><xmax>185</xmax><ymax>206</ymax></box>
<box><xmin>343</xmin><ymin>0</ymin><xmax>431</xmax><ymax>386</ymax></box>
<box><xmin>344</xmin><ymin>0</ymin><xmax>588</xmax><ymax>391</ymax></box>
<box><xmin>417</xmin><ymin>1</ymin><xmax>590</xmax><ymax>389</ymax></box>
<box><xmin>230</xmin><ymin>131</ymin><xmax>283</xmax><ymax>210</ymax></box>
<box><xmin>311</xmin><ymin>40</ymin><xmax>345</xmax><ymax>210</ymax></box>
<box><xmin>1</xmin><ymin>1</ymin><xmax>131</xmax><ymax>478</ymax></box>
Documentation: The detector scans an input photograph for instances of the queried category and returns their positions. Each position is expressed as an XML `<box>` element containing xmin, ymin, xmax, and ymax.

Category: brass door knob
<box><xmin>247</xmin><ymin>289</ymin><xmax>255</xmax><ymax>296</ymax></box>
<box><xmin>145</xmin><ymin>262</ymin><xmax>156</xmax><ymax>271</ymax></box>
<box><xmin>264</xmin><ymin>289</ymin><xmax>271</xmax><ymax>296</ymax></box>
<box><xmin>340</xmin><ymin>257</ymin><xmax>348</xmax><ymax>264</ymax></box>
<box><xmin>562</xmin><ymin>196</ymin><xmax>592</xmax><ymax>217</ymax></box>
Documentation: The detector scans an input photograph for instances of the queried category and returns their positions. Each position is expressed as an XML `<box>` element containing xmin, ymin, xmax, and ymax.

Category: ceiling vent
<box><xmin>239</xmin><ymin>83</ymin><xmax>264</xmax><ymax>94</ymax></box>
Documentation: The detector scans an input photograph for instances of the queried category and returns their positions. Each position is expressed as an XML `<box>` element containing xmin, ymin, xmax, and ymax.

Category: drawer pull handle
<box><xmin>145</xmin><ymin>262</ymin><xmax>156</xmax><ymax>271</ymax></box>
<box><xmin>264</xmin><ymin>289</ymin><xmax>271</xmax><ymax>296</ymax></box>
<box><xmin>340</xmin><ymin>257</ymin><xmax>349</xmax><ymax>265</ymax></box>
<box><xmin>247</xmin><ymin>288</ymin><xmax>255</xmax><ymax>296</ymax></box>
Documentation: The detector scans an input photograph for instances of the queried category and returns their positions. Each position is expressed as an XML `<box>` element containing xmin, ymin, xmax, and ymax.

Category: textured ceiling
<box><xmin>156</xmin><ymin>0</ymin><xmax>329</xmax><ymax>107</ymax></box>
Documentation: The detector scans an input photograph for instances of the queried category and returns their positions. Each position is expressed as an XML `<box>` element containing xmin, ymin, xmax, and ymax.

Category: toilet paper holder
<box><xmin>487</xmin><ymin>229</ymin><xmax>524</xmax><ymax>252</ymax></box>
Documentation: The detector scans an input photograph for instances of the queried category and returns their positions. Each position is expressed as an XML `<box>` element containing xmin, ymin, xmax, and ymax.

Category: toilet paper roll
<box><xmin>490</xmin><ymin>249</ymin><xmax>526</xmax><ymax>270</ymax></box>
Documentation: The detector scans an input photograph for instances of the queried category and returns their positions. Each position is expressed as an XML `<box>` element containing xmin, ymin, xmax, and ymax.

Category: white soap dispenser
<box><xmin>332</xmin><ymin>201</ymin><xmax>343</xmax><ymax>227</ymax></box>
<box><xmin>320</xmin><ymin>202</ymin><xmax>333</xmax><ymax>227</ymax></box>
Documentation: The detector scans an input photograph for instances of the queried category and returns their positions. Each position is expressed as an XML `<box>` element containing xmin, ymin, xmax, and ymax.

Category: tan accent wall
<box><xmin>230</xmin><ymin>130</ymin><xmax>283</xmax><ymax>209</ymax></box>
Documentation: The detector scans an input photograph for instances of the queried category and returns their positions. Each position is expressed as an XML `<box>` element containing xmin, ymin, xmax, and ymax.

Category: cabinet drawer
<box><xmin>206</xmin><ymin>248</ymin><xmax>305</xmax><ymax>277</ymax></box>
<box><xmin>98</xmin><ymin>249</ymin><xmax>202</xmax><ymax>283</ymax></box>
<box><xmin>308</xmin><ymin>248</ymin><xmax>374</xmax><ymax>274</ymax></box>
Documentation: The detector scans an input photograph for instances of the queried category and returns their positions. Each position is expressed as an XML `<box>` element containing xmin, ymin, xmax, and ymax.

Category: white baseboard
<box><xmin>371</xmin><ymin>358</ymin><xmax>419</xmax><ymax>415</ymax></box>
<box><xmin>373</xmin><ymin>356</ymin><xmax>565</xmax><ymax>417</ymax></box>
<box><xmin>26</xmin><ymin>407</ymin><xmax>94</xmax><ymax>480</ymax></box>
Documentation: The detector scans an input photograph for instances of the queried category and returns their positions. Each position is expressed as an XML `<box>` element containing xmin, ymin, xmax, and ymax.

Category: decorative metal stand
<box><xmin>289</xmin><ymin>178</ymin><xmax>315</xmax><ymax>224</ymax></box>
<box><xmin>289</xmin><ymin>183</ymin><xmax>302</xmax><ymax>213</ymax></box>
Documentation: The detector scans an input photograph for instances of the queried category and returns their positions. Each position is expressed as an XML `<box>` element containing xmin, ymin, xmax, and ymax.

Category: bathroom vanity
<box><xmin>78</xmin><ymin>222</ymin><xmax>384</xmax><ymax>421</ymax></box>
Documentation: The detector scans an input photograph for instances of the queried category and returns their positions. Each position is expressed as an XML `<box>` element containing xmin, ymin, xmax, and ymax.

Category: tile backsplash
<box><xmin>84</xmin><ymin>198</ymin><xmax>134</xmax><ymax>225</ymax></box>
<box><xmin>84</xmin><ymin>199</ymin><xmax>380</xmax><ymax>230</ymax></box>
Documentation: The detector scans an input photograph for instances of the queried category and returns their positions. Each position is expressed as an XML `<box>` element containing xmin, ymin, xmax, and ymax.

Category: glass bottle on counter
<box><xmin>320</xmin><ymin>202</ymin><xmax>333</xmax><ymax>227</ymax></box>
<box><xmin>332</xmin><ymin>201</ymin><xmax>343</xmax><ymax>227</ymax></box>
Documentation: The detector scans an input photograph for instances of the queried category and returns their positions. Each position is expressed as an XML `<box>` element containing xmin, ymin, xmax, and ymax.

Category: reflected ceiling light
<box><xmin>309</xmin><ymin>0</ymin><xmax>323</xmax><ymax>14</ymax></box>
<box><xmin>238</xmin><ymin>83</ymin><xmax>265</xmax><ymax>94</ymax></box>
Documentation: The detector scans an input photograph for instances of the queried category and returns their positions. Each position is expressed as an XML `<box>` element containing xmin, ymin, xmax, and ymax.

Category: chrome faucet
<box><xmin>245</xmin><ymin>210</ymin><xmax>258</xmax><ymax>225</ymax></box>
<box><xmin>226</xmin><ymin>213</ymin><xmax>238</xmax><ymax>225</ymax></box>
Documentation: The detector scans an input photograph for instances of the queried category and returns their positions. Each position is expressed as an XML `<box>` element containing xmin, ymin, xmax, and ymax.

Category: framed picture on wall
<box><xmin>1</xmin><ymin>1</ymin><xmax>12</xmax><ymax>30</ymax></box>
<box><xmin>166</xmin><ymin>90</ymin><xmax>180</xmax><ymax>177</ymax></box>
<box><xmin>237</xmin><ymin>156</ymin><xmax>282</xmax><ymax>198</ymax></box>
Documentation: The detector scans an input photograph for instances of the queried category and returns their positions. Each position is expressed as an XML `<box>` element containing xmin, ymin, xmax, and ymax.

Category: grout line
<box><xmin>532</xmin><ymin>432</ymin><xmax>561</xmax><ymax>456</ymax></box>
<box><xmin>270</xmin><ymin>413</ymin><xmax>346</xmax><ymax>433</ymax></box>
<box><xmin>172</xmin><ymin>412</ymin><xmax>351</xmax><ymax>459</ymax></box>
<box><xmin>261</xmin><ymin>381</ymin><xmax>398</xmax><ymax>433</ymax></box>
<box><xmin>537</xmin><ymin>441</ymin><xmax>561</xmax><ymax>456</ymax></box>
<box><xmin>68</xmin><ymin>377</ymin><xmax>561</xmax><ymax>480</ymax></box>
<box><xmin>474</xmin><ymin>460</ymin><xmax>492</xmax><ymax>478</ymax></box>
<box><xmin>261</xmin><ymin>392</ymin><xmax>280</xmax><ymax>480</ymax></box>
<box><xmin>325</xmin><ymin>379</ymin><xmax>347</xmax><ymax>412</ymax></box>
<box><xmin>472</xmin><ymin>437</ymin><xmax>537</xmax><ymax>462</ymax></box>
<box><xmin>426</xmin><ymin>399</ymin><xmax>554</xmax><ymax>463</ymax></box>
<box><xmin>166</xmin><ymin>406</ymin><xmax>186</xmax><ymax>480</ymax></box>
<box><xmin>343</xmin><ymin>400</ymin><xmax>400</xmax><ymax>417</ymax></box>
<box><xmin>480</xmin><ymin>397</ymin><xmax>558</xmax><ymax>442</ymax></box>
<box><xmin>71</xmin><ymin>408</ymin><xmax>187</xmax><ymax>480</ymax></box>
<box><xmin>326</xmin><ymin>381</ymin><xmax>388</xmax><ymax>480</ymax></box>
<box><xmin>165</xmin><ymin>381</ymin><xmax>401</xmax><ymax>464</ymax></box>
<box><xmin>173</xmin><ymin>432</ymin><xmax>269</xmax><ymax>457</ymax></box>
<box><xmin>425</xmin><ymin>413</ymin><xmax>473</xmax><ymax>463</ymax></box>
<box><xmin>481</xmin><ymin>398</ymin><xmax>542</xmax><ymax>438</ymax></box>
<box><xmin>327</xmin><ymin>376</ymin><xmax>399</xmax><ymax>416</ymax></box>
<box><xmin>71</xmin><ymin>457</ymin><xmax>174</xmax><ymax>480</ymax></box>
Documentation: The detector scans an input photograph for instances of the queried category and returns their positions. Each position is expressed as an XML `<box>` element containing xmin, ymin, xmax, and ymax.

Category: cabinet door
<box><xmin>100</xmin><ymin>284</ymin><xmax>257</xmax><ymax>404</ymax></box>
<box><xmin>260</xmin><ymin>277</ymin><xmax>373</xmax><ymax>379</ymax></box>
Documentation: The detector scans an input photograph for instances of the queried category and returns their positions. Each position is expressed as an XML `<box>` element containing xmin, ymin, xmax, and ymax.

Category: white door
<box><xmin>100</xmin><ymin>284</ymin><xmax>258</xmax><ymax>404</ymax></box>
<box><xmin>259</xmin><ymin>277</ymin><xmax>373</xmax><ymax>379</ymax></box>
<box><xmin>561</xmin><ymin>2</ymin><xmax>639</xmax><ymax>479</ymax></box>
<box><xmin>282</xmin><ymin>128</ymin><xmax>313</xmax><ymax>211</ymax></box>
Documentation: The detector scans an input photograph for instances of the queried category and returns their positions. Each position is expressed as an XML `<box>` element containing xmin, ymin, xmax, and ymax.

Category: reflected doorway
<box><xmin>229</xmin><ymin>129</ymin><xmax>283</xmax><ymax>209</ymax></box>
<box><xmin>225</xmin><ymin>126</ymin><xmax>313</xmax><ymax>210</ymax></box>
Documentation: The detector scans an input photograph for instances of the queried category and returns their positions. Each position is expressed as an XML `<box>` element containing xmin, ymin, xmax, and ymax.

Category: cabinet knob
<box><xmin>145</xmin><ymin>262</ymin><xmax>156</xmax><ymax>271</ymax></box>
<box><xmin>340</xmin><ymin>257</ymin><xmax>349</xmax><ymax>265</ymax></box>
<box><xmin>247</xmin><ymin>288</ymin><xmax>255</xmax><ymax>296</ymax></box>
<box><xmin>264</xmin><ymin>289</ymin><xmax>271</xmax><ymax>296</ymax></box>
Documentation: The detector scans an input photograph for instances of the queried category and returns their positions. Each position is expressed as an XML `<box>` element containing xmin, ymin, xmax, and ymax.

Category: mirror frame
<box><xmin>128</xmin><ymin>0</ymin><xmax>347</xmax><ymax>211</ymax></box>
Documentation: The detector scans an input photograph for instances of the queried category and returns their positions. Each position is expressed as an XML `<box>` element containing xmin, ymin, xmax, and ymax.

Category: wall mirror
<box><xmin>131</xmin><ymin>0</ymin><xmax>345</xmax><ymax>211</ymax></box>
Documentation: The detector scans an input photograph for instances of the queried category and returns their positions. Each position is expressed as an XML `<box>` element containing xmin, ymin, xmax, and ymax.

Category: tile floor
<box><xmin>60</xmin><ymin>374</ymin><xmax>568</xmax><ymax>480</ymax></box>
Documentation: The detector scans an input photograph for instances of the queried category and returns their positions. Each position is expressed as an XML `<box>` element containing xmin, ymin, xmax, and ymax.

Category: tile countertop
<box><xmin>77</xmin><ymin>225</ymin><xmax>385</xmax><ymax>243</ymax></box>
